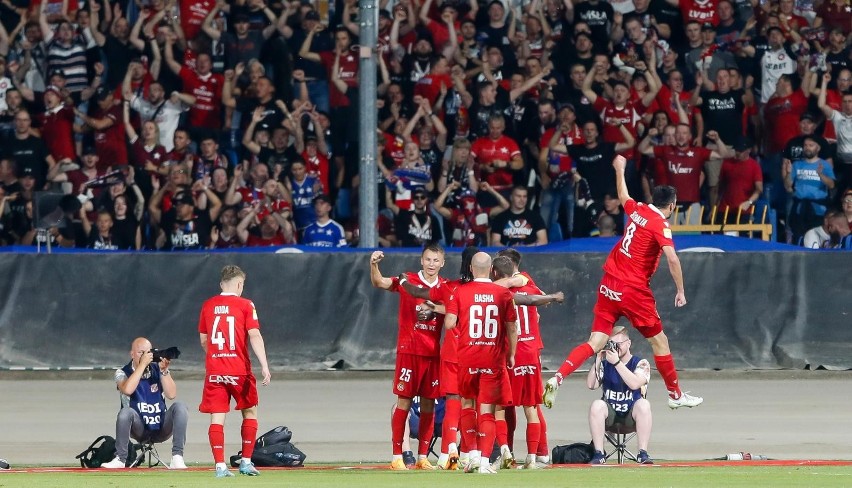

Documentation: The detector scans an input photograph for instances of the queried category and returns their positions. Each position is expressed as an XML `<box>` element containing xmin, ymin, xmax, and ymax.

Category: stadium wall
<box><xmin>0</xmin><ymin>251</ymin><xmax>849</xmax><ymax>371</ymax></box>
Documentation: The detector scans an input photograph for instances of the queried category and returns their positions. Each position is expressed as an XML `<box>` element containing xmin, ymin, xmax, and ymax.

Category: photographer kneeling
<box><xmin>102</xmin><ymin>338</ymin><xmax>188</xmax><ymax>469</ymax></box>
<box><xmin>586</xmin><ymin>326</ymin><xmax>653</xmax><ymax>465</ymax></box>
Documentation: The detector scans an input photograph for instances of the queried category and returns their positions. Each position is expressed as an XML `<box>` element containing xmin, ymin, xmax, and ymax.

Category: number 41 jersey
<box><xmin>603</xmin><ymin>199</ymin><xmax>674</xmax><ymax>288</ymax></box>
<box><xmin>446</xmin><ymin>278</ymin><xmax>517</xmax><ymax>369</ymax></box>
<box><xmin>197</xmin><ymin>293</ymin><xmax>259</xmax><ymax>375</ymax></box>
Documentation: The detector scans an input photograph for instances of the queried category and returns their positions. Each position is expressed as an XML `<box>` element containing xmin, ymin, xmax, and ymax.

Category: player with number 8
<box><xmin>197</xmin><ymin>265</ymin><xmax>271</xmax><ymax>477</ymax></box>
<box><xmin>542</xmin><ymin>156</ymin><xmax>703</xmax><ymax>412</ymax></box>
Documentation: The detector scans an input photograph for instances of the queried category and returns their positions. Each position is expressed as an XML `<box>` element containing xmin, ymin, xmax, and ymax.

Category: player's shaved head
<box><xmin>491</xmin><ymin>256</ymin><xmax>514</xmax><ymax>279</ymax></box>
<box><xmin>470</xmin><ymin>252</ymin><xmax>492</xmax><ymax>278</ymax></box>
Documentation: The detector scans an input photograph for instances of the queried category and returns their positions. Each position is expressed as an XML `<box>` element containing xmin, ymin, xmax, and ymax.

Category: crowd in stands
<box><xmin>0</xmin><ymin>0</ymin><xmax>850</xmax><ymax>250</ymax></box>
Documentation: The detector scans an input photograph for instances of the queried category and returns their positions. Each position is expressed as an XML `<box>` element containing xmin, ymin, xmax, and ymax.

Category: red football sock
<box><xmin>418</xmin><ymin>410</ymin><xmax>435</xmax><ymax>456</ymax></box>
<box><xmin>556</xmin><ymin>343</ymin><xmax>595</xmax><ymax>380</ymax></box>
<box><xmin>505</xmin><ymin>407</ymin><xmax>516</xmax><ymax>451</ymax></box>
<box><xmin>208</xmin><ymin>424</ymin><xmax>225</xmax><ymax>464</ymax></box>
<box><xmin>525</xmin><ymin>422</ymin><xmax>541</xmax><ymax>458</ymax></box>
<box><xmin>654</xmin><ymin>354</ymin><xmax>682</xmax><ymax>398</ymax></box>
<box><xmin>391</xmin><ymin>407</ymin><xmax>408</xmax><ymax>455</ymax></box>
<box><xmin>441</xmin><ymin>398</ymin><xmax>461</xmax><ymax>454</ymax></box>
<box><xmin>536</xmin><ymin>406</ymin><xmax>549</xmax><ymax>456</ymax></box>
<box><xmin>459</xmin><ymin>407</ymin><xmax>477</xmax><ymax>453</ymax></box>
<box><xmin>477</xmin><ymin>413</ymin><xmax>496</xmax><ymax>455</ymax></box>
<box><xmin>240</xmin><ymin>418</ymin><xmax>259</xmax><ymax>460</ymax></box>
<box><xmin>495</xmin><ymin>417</ymin><xmax>508</xmax><ymax>447</ymax></box>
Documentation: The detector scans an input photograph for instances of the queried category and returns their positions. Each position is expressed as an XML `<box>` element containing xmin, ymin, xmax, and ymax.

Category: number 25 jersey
<box><xmin>197</xmin><ymin>293</ymin><xmax>260</xmax><ymax>375</ymax></box>
<box><xmin>603</xmin><ymin>199</ymin><xmax>675</xmax><ymax>288</ymax></box>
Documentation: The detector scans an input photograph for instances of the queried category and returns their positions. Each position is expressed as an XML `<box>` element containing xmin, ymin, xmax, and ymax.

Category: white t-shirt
<box><xmin>829</xmin><ymin>110</ymin><xmax>852</xmax><ymax>163</ymax></box>
<box><xmin>760</xmin><ymin>49</ymin><xmax>796</xmax><ymax>104</ymax></box>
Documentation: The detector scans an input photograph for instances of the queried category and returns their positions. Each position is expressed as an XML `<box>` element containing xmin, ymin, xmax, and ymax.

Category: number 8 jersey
<box><xmin>197</xmin><ymin>293</ymin><xmax>260</xmax><ymax>375</ymax></box>
<box><xmin>446</xmin><ymin>278</ymin><xmax>517</xmax><ymax>369</ymax></box>
<box><xmin>603</xmin><ymin>199</ymin><xmax>675</xmax><ymax>288</ymax></box>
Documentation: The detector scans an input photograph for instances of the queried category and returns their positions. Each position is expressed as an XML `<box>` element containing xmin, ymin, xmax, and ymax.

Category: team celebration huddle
<box><xmin>370</xmin><ymin>155</ymin><xmax>702</xmax><ymax>473</ymax></box>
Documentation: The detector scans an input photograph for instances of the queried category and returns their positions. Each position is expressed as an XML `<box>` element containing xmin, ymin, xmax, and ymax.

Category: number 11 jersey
<box><xmin>197</xmin><ymin>293</ymin><xmax>260</xmax><ymax>375</ymax></box>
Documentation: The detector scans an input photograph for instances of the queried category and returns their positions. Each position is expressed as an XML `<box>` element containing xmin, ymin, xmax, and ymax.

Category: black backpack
<box><xmin>229</xmin><ymin>425</ymin><xmax>306</xmax><ymax>468</ymax></box>
<box><xmin>552</xmin><ymin>441</ymin><xmax>595</xmax><ymax>464</ymax></box>
<box><xmin>76</xmin><ymin>435</ymin><xmax>143</xmax><ymax>468</ymax></box>
<box><xmin>256</xmin><ymin>426</ymin><xmax>292</xmax><ymax>448</ymax></box>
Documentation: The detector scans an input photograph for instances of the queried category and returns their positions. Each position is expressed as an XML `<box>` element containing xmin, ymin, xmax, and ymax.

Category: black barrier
<box><xmin>0</xmin><ymin>252</ymin><xmax>850</xmax><ymax>370</ymax></box>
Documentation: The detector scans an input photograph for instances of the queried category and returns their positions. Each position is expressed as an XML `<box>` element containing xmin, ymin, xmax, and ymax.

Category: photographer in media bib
<box><xmin>101</xmin><ymin>337</ymin><xmax>188</xmax><ymax>470</ymax></box>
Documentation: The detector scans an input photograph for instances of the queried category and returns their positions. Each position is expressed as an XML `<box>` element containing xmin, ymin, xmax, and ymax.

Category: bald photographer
<box><xmin>101</xmin><ymin>338</ymin><xmax>188</xmax><ymax>469</ymax></box>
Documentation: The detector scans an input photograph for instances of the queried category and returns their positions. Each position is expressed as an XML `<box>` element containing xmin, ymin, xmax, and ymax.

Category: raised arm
<box><xmin>614</xmin><ymin>123</ymin><xmax>636</xmax><ymax>153</ymax></box>
<box><xmin>123</xmin><ymin>98</ymin><xmax>138</xmax><ymax>141</ymax></box>
<box><xmin>369</xmin><ymin>251</ymin><xmax>394</xmax><ymax>290</ymax></box>
<box><xmin>201</xmin><ymin>1</ymin><xmax>223</xmax><ymax>41</ymax></box>
<box><xmin>298</xmin><ymin>24</ymin><xmax>323</xmax><ymax>63</ymax></box>
<box><xmin>582</xmin><ymin>64</ymin><xmax>599</xmax><ymax>105</ymax></box>
<box><xmin>163</xmin><ymin>35</ymin><xmax>183</xmax><ymax>75</ymax></box>
<box><xmin>637</xmin><ymin>127</ymin><xmax>658</xmax><ymax>156</ymax></box>
<box><xmin>818</xmin><ymin>73</ymin><xmax>834</xmax><ymax>119</ymax></box>
<box><xmin>612</xmin><ymin>154</ymin><xmax>631</xmax><ymax>206</ymax></box>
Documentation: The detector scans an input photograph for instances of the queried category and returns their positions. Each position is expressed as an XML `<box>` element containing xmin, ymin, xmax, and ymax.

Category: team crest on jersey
<box><xmin>663</xmin><ymin>228</ymin><xmax>672</xmax><ymax>238</ymax></box>
<box><xmin>251</xmin><ymin>301</ymin><xmax>258</xmax><ymax>320</ymax></box>
<box><xmin>396</xmin><ymin>381</ymin><xmax>406</xmax><ymax>392</ymax></box>
<box><xmin>150</xmin><ymin>384</ymin><xmax>159</xmax><ymax>393</ymax></box>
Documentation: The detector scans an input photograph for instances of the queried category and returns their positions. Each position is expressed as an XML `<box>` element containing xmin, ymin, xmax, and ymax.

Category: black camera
<box><xmin>151</xmin><ymin>347</ymin><xmax>181</xmax><ymax>362</ymax></box>
<box><xmin>603</xmin><ymin>340</ymin><xmax>619</xmax><ymax>353</ymax></box>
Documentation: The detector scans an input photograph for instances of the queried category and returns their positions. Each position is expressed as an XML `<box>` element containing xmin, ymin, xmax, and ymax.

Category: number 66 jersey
<box><xmin>197</xmin><ymin>293</ymin><xmax>260</xmax><ymax>375</ymax></box>
<box><xmin>446</xmin><ymin>278</ymin><xmax>517</xmax><ymax>369</ymax></box>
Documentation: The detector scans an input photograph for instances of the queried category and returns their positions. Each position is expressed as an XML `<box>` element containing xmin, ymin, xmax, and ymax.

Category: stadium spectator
<box><xmin>490</xmin><ymin>186</ymin><xmax>547</xmax><ymax>247</ymax></box>
<box><xmin>783</xmin><ymin>136</ymin><xmax>835</xmax><ymax>244</ymax></box>
<box><xmin>301</xmin><ymin>193</ymin><xmax>346</xmax><ymax>247</ymax></box>
<box><xmin>387</xmin><ymin>186</ymin><xmax>443</xmax><ymax>248</ymax></box>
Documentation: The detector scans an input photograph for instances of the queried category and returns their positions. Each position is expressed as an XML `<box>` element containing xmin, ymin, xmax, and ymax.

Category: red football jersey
<box><xmin>511</xmin><ymin>279</ymin><xmax>544</xmax><ymax>365</ymax></box>
<box><xmin>680</xmin><ymin>0</ymin><xmax>719</xmax><ymax>25</ymax></box>
<box><xmin>603</xmin><ymin>199</ymin><xmax>675</xmax><ymax>288</ymax></box>
<box><xmin>653</xmin><ymin>145</ymin><xmax>712</xmax><ymax>203</ymax></box>
<box><xmin>197</xmin><ymin>293</ymin><xmax>260</xmax><ymax>375</ymax></box>
<box><xmin>540</xmin><ymin>126</ymin><xmax>583</xmax><ymax>174</ymax></box>
<box><xmin>93</xmin><ymin>104</ymin><xmax>128</xmax><ymax>168</ymax></box>
<box><xmin>428</xmin><ymin>278</ymin><xmax>462</xmax><ymax>362</ymax></box>
<box><xmin>320</xmin><ymin>51</ymin><xmax>358</xmax><ymax>108</ymax></box>
<box><xmin>593</xmin><ymin>97</ymin><xmax>642</xmax><ymax>158</ymax></box>
<box><xmin>471</xmin><ymin>135</ymin><xmax>521</xmax><ymax>190</ymax></box>
<box><xmin>718</xmin><ymin>157</ymin><xmax>762</xmax><ymax>214</ymax></box>
<box><xmin>180</xmin><ymin>67</ymin><xmax>223</xmax><ymax>130</ymax></box>
<box><xmin>40</xmin><ymin>106</ymin><xmax>76</xmax><ymax>163</ymax></box>
<box><xmin>390</xmin><ymin>271</ymin><xmax>447</xmax><ymax>358</ymax></box>
<box><xmin>180</xmin><ymin>0</ymin><xmax>215</xmax><ymax>40</ymax></box>
<box><xmin>446</xmin><ymin>279</ymin><xmax>518</xmax><ymax>368</ymax></box>
<box><xmin>763</xmin><ymin>91</ymin><xmax>808</xmax><ymax>154</ymax></box>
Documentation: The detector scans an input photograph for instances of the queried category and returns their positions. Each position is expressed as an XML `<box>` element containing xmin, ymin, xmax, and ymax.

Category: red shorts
<box><xmin>509</xmin><ymin>361</ymin><xmax>543</xmax><ymax>407</ymax></box>
<box><xmin>592</xmin><ymin>273</ymin><xmax>663</xmax><ymax>339</ymax></box>
<box><xmin>199</xmin><ymin>373</ymin><xmax>258</xmax><ymax>413</ymax></box>
<box><xmin>440</xmin><ymin>360</ymin><xmax>459</xmax><ymax>396</ymax></box>
<box><xmin>459</xmin><ymin>365</ymin><xmax>512</xmax><ymax>406</ymax></box>
<box><xmin>393</xmin><ymin>353</ymin><xmax>440</xmax><ymax>399</ymax></box>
